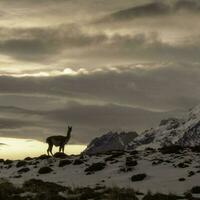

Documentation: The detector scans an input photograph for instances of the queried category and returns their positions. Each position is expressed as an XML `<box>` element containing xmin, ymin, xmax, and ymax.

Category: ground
<box><xmin>1</xmin><ymin>148</ymin><xmax>200</xmax><ymax>199</ymax></box>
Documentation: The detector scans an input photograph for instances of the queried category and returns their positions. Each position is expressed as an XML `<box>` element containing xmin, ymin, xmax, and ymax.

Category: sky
<box><xmin>0</xmin><ymin>0</ymin><xmax>200</xmax><ymax>154</ymax></box>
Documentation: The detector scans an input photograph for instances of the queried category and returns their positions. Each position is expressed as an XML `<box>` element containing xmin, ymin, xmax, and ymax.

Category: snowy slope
<box><xmin>128</xmin><ymin>104</ymin><xmax>200</xmax><ymax>149</ymax></box>
<box><xmin>83</xmin><ymin>131</ymin><xmax>138</xmax><ymax>155</ymax></box>
<box><xmin>1</xmin><ymin>149</ymin><xmax>200</xmax><ymax>195</ymax></box>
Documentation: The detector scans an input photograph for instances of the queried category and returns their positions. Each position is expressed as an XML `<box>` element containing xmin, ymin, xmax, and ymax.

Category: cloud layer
<box><xmin>0</xmin><ymin>0</ymin><xmax>199</xmax><ymax>144</ymax></box>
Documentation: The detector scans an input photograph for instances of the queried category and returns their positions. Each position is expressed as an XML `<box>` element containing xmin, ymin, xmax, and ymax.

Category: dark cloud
<box><xmin>0</xmin><ymin>28</ymin><xmax>200</xmax><ymax>64</ymax></box>
<box><xmin>97</xmin><ymin>0</ymin><xmax>200</xmax><ymax>23</ymax></box>
<box><xmin>0</xmin><ymin>25</ymin><xmax>107</xmax><ymax>62</ymax></box>
<box><xmin>0</xmin><ymin>63</ymin><xmax>199</xmax><ymax>111</ymax></box>
<box><xmin>0</xmin><ymin>117</ymin><xmax>37</xmax><ymax>129</ymax></box>
<box><xmin>0</xmin><ymin>143</ymin><xmax>7</xmax><ymax>146</ymax></box>
<box><xmin>0</xmin><ymin>102</ymin><xmax>178</xmax><ymax>143</ymax></box>
<box><xmin>175</xmin><ymin>0</ymin><xmax>200</xmax><ymax>12</ymax></box>
<box><xmin>98</xmin><ymin>2</ymin><xmax>171</xmax><ymax>22</ymax></box>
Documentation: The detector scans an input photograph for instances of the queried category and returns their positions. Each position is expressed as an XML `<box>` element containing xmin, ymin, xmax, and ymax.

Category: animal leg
<box><xmin>62</xmin><ymin>146</ymin><xmax>65</xmax><ymax>153</ymax></box>
<box><xmin>59</xmin><ymin>146</ymin><xmax>62</xmax><ymax>152</ymax></box>
<box><xmin>49</xmin><ymin>144</ymin><xmax>53</xmax><ymax>156</ymax></box>
<box><xmin>47</xmin><ymin>143</ymin><xmax>51</xmax><ymax>156</ymax></box>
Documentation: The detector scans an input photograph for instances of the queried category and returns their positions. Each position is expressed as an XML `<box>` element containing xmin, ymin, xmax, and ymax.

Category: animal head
<box><xmin>68</xmin><ymin>126</ymin><xmax>72</xmax><ymax>133</ymax></box>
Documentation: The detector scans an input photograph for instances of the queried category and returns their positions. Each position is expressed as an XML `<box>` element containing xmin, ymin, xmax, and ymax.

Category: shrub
<box><xmin>143</xmin><ymin>192</ymin><xmax>183</xmax><ymax>200</ymax></box>
<box><xmin>23</xmin><ymin>179</ymin><xmax>66</xmax><ymax>194</ymax></box>
<box><xmin>107</xmin><ymin>187</ymin><xmax>138</xmax><ymax>200</ymax></box>
<box><xmin>0</xmin><ymin>181</ymin><xmax>22</xmax><ymax>199</ymax></box>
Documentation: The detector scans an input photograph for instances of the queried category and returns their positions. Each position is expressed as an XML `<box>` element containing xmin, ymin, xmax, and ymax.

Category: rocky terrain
<box><xmin>1</xmin><ymin>147</ymin><xmax>200</xmax><ymax>199</ymax></box>
<box><xmin>84</xmin><ymin>104</ymin><xmax>200</xmax><ymax>154</ymax></box>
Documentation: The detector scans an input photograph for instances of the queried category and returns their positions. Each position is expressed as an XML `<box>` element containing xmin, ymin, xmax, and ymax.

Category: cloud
<box><xmin>0</xmin><ymin>24</ymin><xmax>108</xmax><ymax>62</ymax></box>
<box><xmin>98</xmin><ymin>2</ymin><xmax>171</xmax><ymax>22</ymax></box>
<box><xmin>0</xmin><ymin>28</ymin><xmax>200</xmax><ymax>66</ymax></box>
<box><xmin>0</xmin><ymin>143</ymin><xmax>7</xmax><ymax>146</ymax></box>
<box><xmin>0</xmin><ymin>0</ymin><xmax>198</xmax><ymax>145</ymax></box>
<box><xmin>0</xmin><ymin>102</ymin><xmax>178</xmax><ymax>143</ymax></box>
<box><xmin>97</xmin><ymin>0</ymin><xmax>200</xmax><ymax>23</ymax></box>
<box><xmin>0</xmin><ymin>63</ymin><xmax>199</xmax><ymax>111</ymax></box>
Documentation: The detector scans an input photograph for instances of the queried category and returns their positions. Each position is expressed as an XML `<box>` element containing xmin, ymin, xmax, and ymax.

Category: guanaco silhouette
<box><xmin>46</xmin><ymin>126</ymin><xmax>72</xmax><ymax>156</ymax></box>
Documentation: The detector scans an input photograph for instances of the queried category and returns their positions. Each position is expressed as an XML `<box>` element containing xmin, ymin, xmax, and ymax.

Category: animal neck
<box><xmin>65</xmin><ymin>129</ymin><xmax>71</xmax><ymax>141</ymax></box>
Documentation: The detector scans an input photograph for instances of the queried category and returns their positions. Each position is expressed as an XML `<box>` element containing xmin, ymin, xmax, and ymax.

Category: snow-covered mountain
<box><xmin>84</xmin><ymin>104</ymin><xmax>200</xmax><ymax>154</ymax></box>
<box><xmin>83</xmin><ymin>131</ymin><xmax>138</xmax><ymax>155</ymax></box>
<box><xmin>128</xmin><ymin>104</ymin><xmax>200</xmax><ymax>149</ymax></box>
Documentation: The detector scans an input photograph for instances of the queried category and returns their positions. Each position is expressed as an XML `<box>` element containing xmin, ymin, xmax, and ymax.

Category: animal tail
<box><xmin>46</xmin><ymin>137</ymin><xmax>51</xmax><ymax>144</ymax></box>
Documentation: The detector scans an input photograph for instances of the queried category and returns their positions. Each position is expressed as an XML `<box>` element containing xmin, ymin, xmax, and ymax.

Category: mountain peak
<box><xmin>83</xmin><ymin>131</ymin><xmax>138</xmax><ymax>155</ymax></box>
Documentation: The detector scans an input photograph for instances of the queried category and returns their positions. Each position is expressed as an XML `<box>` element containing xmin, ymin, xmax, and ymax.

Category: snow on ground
<box><xmin>0</xmin><ymin>149</ymin><xmax>200</xmax><ymax>195</ymax></box>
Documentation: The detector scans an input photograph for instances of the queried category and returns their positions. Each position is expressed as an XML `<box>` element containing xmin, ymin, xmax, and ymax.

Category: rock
<box><xmin>105</xmin><ymin>151</ymin><xmax>124</xmax><ymax>161</ymax></box>
<box><xmin>188</xmin><ymin>171</ymin><xmax>195</xmax><ymax>177</ymax></box>
<box><xmin>73</xmin><ymin>159</ymin><xmax>84</xmax><ymax>165</ymax></box>
<box><xmin>152</xmin><ymin>159</ymin><xmax>164</xmax><ymax>165</ymax></box>
<box><xmin>38</xmin><ymin>167</ymin><xmax>53</xmax><ymax>174</ymax></box>
<box><xmin>179</xmin><ymin>178</ymin><xmax>186</xmax><ymax>181</ymax></box>
<box><xmin>125</xmin><ymin>157</ymin><xmax>137</xmax><ymax>167</ymax></box>
<box><xmin>120</xmin><ymin>167</ymin><xmax>132</xmax><ymax>172</ymax></box>
<box><xmin>191</xmin><ymin>186</ymin><xmax>200</xmax><ymax>194</ymax></box>
<box><xmin>85</xmin><ymin>162</ymin><xmax>106</xmax><ymax>174</ymax></box>
<box><xmin>18</xmin><ymin>167</ymin><xmax>30</xmax><ymax>174</ymax></box>
<box><xmin>177</xmin><ymin>162</ymin><xmax>189</xmax><ymax>168</ymax></box>
<box><xmin>191</xmin><ymin>146</ymin><xmax>200</xmax><ymax>153</ymax></box>
<box><xmin>131</xmin><ymin>173</ymin><xmax>147</xmax><ymax>182</ymax></box>
<box><xmin>4</xmin><ymin>160</ymin><xmax>13</xmax><ymax>165</ymax></box>
<box><xmin>84</xmin><ymin>131</ymin><xmax>138</xmax><ymax>155</ymax></box>
<box><xmin>16</xmin><ymin>161</ymin><xmax>27</xmax><ymax>168</ymax></box>
<box><xmin>13</xmin><ymin>175</ymin><xmax>22</xmax><ymax>178</ymax></box>
<box><xmin>58</xmin><ymin>159</ymin><xmax>72</xmax><ymax>167</ymax></box>
<box><xmin>53</xmin><ymin>152</ymin><xmax>68</xmax><ymax>159</ymax></box>
<box><xmin>37</xmin><ymin>154</ymin><xmax>51</xmax><ymax>160</ymax></box>
<box><xmin>159</xmin><ymin>145</ymin><xmax>184</xmax><ymax>154</ymax></box>
<box><xmin>24</xmin><ymin>157</ymin><xmax>33</xmax><ymax>161</ymax></box>
<box><xmin>129</xmin><ymin>150</ymin><xmax>138</xmax><ymax>155</ymax></box>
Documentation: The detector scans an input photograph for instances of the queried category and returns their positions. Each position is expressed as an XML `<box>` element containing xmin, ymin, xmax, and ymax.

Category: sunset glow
<box><xmin>0</xmin><ymin>137</ymin><xmax>86</xmax><ymax>159</ymax></box>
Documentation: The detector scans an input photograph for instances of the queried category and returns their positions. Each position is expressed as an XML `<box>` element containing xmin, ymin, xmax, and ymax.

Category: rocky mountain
<box><xmin>128</xmin><ymin>104</ymin><xmax>200</xmax><ymax>149</ymax></box>
<box><xmin>84</xmin><ymin>104</ymin><xmax>200</xmax><ymax>154</ymax></box>
<box><xmin>83</xmin><ymin>131</ymin><xmax>138</xmax><ymax>155</ymax></box>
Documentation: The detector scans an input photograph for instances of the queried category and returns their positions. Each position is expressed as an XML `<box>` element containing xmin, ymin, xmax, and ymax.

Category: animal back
<box><xmin>46</xmin><ymin>135</ymin><xmax>66</xmax><ymax>146</ymax></box>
